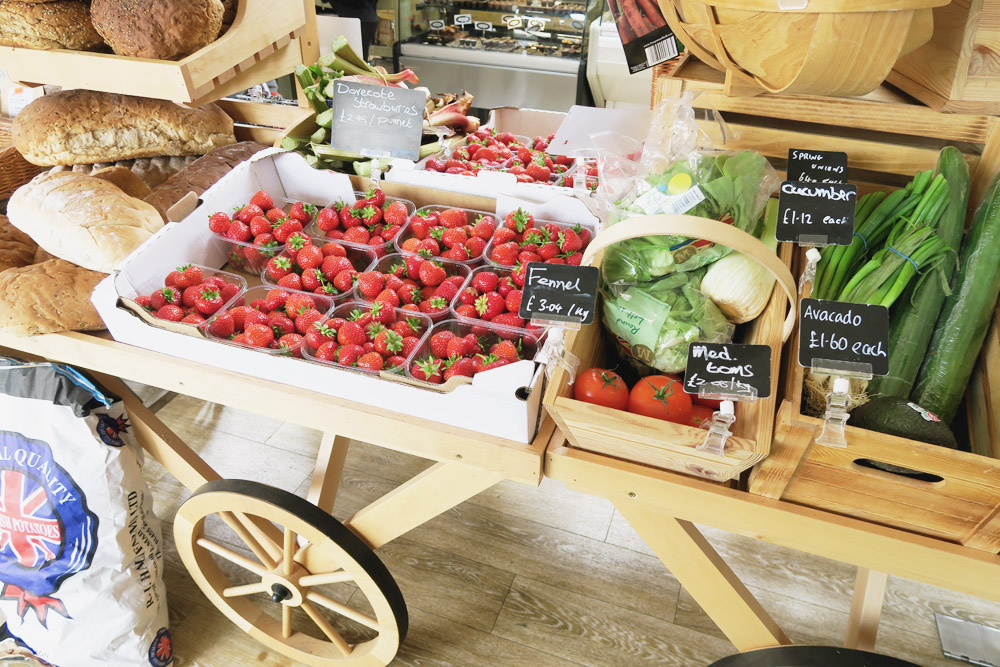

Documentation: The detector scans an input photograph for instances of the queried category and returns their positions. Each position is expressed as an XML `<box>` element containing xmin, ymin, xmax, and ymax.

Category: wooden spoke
<box><xmin>301</xmin><ymin>601</ymin><xmax>352</xmax><ymax>656</ymax></box>
<box><xmin>283</xmin><ymin>529</ymin><xmax>296</xmax><ymax>576</ymax></box>
<box><xmin>233</xmin><ymin>511</ymin><xmax>284</xmax><ymax>564</ymax></box>
<box><xmin>223</xmin><ymin>581</ymin><xmax>269</xmax><ymax>598</ymax></box>
<box><xmin>306</xmin><ymin>591</ymin><xmax>380</xmax><ymax>631</ymax></box>
<box><xmin>282</xmin><ymin>603</ymin><xmax>293</xmax><ymax>640</ymax></box>
<box><xmin>299</xmin><ymin>570</ymin><xmax>353</xmax><ymax>587</ymax></box>
<box><xmin>219</xmin><ymin>511</ymin><xmax>279</xmax><ymax>569</ymax></box>
<box><xmin>196</xmin><ymin>538</ymin><xmax>266</xmax><ymax>577</ymax></box>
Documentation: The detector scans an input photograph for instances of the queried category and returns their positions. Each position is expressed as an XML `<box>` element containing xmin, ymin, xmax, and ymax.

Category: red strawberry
<box><xmin>504</xmin><ymin>208</ymin><xmax>534</xmax><ymax>233</ymax></box>
<box><xmin>393</xmin><ymin>316</ymin><xmax>424</xmax><ymax>338</ymax></box>
<box><xmin>441</xmin><ymin>228</ymin><xmax>468</xmax><ymax>249</ymax></box>
<box><xmin>433</xmin><ymin>281</ymin><xmax>459</xmax><ymax>302</ymax></box>
<box><xmin>472</xmin><ymin>271</ymin><xmax>499</xmax><ymax>293</ymax></box>
<box><xmin>316</xmin><ymin>207</ymin><xmax>339</xmax><ymax>232</ymax></box>
<box><xmin>273</xmin><ymin>219</ymin><xmax>304</xmax><ymax>243</ymax></box>
<box><xmin>400</xmin><ymin>335</ymin><xmax>421</xmax><ymax>357</ymax></box>
<box><xmin>444</xmin><ymin>357</ymin><xmax>475</xmax><ymax>380</ymax></box>
<box><xmin>296</xmin><ymin>245</ymin><xmax>323</xmax><ymax>271</ymax></box>
<box><xmin>263</xmin><ymin>288</ymin><xmax>288</xmax><ymax>311</ymax></box>
<box><xmin>180</xmin><ymin>285</ymin><xmax>199</xmax><ymax>309</ymax></box>
<box><xmin>368</xmin><ymin>301</ymin><xmax>395</xmax><ymax>326</ymax></box>
<box><xmin>207</xmin><ymin>311</ymin><xmax>235</xmax><ymax>337</ymax></box>
<box><xmin>277</xmin><ymin>333</ymin><xmax>303</xmax><ymax>356</ymax></box>
<box><xmin>397</xmin><ymin>283</ymin><xmax>422</xmax><ymax>305</ymax></box>
<box><xmin>557</xmin><ymin>229</ymin><xmax>583</xmax><ymax>253</ymax></box>
<box><xmin>342</xmin><ymin>227</ymin><xmax>370</xmax><ymax>244</ymax></box>
<box><xmin>420</xmin><ymin>296</ymin><xmax>449</xmax><ymax>316</ymax></box>
<box><xmin>269</xmin><ymin>314</ymin><xmax>295</xmax><ymax>337</ymax></box>
<box><xmin>336</xmin><ymin>344</ymin><xmax>364</xmax><ymax>365</ymax></box>
<box><xmin>430</xmin><ymin>331</ymin><xmax>456</xmax><ymax>357</ymax></box>
<box><xmin>277</xmin><ymin>273</ymin><xmax>303</xmax><ymax>290</ymax></box>
<box><xmin>182</xmin><ymin>265</ymin><xmax>204</xmax><ymax>286</ymax></box>
<box><xmin>385</xmin><ymin>274</ymin><xmax>405</xmax><ymax>292</ymax></box>
<box><xmin>332</xmin><ymin>270</ymin><xmax>357</xmax><ymax>294</ymax></box>
<box><xmin>375</xmin><ymin>289</ymin><xmax>401</xmax><ymax>308</ymax></box>
<box><xmin>411</xmin><ymin>357</ymin><xmax>443</xmax><ymax>383</ymax></box>
<box><xmin>474</xmin><ymin>292</ymin><xmax>505</xmax><ymax>320</ymax></box>
<box><xmin>209</xmin><ymin>212</ymin><xmax>231</xmax><ymax>234</ymax></box>
<box><xmin>305</xmin><ymin>322</ymin><xmax>337</xmax><ymax>350</ymax></box>
<box><xmin>249</xmin><ymin>190</ymin><xmax>274</xmax><ymax>211</ymax></box>
<box><xmin>356</xmin><ymin>272</ymin><xmax>385</xmax><ymax>299</ymax></box>
<box><xmin>156</xmin><ymin>305</ymin><xmax>184</xmax><ymax>321</ymax></box>
<box><xmin>505</xmin><ymin>289</ymin><xmax>523</xmax><ymax>314</ymax></box>
<box><xmin>244</xmin><ymin>323</ymin><xmax>274</xmax><ymax>347</ymax></box>
<box><xmin>384</xmin><ymin>355</ymin><xmax>406</xmax><ymax>369</ymax></box>
<box><xmin>383</xmin><ymin>201</ymin><xmax>408</xmax><ymax>228</ymax></box>
<box><xmin>565</xmin><ymin>252</ymin><xmax>583</xmax><ymax>266</ymax></box>
<box><xmin>321</xmin><ymin>242</ymin><xmax>347</xmax><ymax>257</ymax></box>
<box><xmin>572</xmin><ymin>223</ymin><xmax>592</xmax><ymax>247</ymax></box>
<box><xmin>465</xmin><ymin>237</ymin><xmax>487</xmax><ymax>258</ymax></box>
<box><xmin>490</xmin><ymin>242</ymin><xmax>519</xmax><ymax>266</ymax></box>
<box><xmin>418</xmin><ymin>261</ymin><xmax>447</xmax><ymax>287</ymax></box>
<box><xmin>134</xmin><ymin>295</ymin><xmax>152</xmax><ymax>310</ymax></box>
<box><xmin>518</xmin><ymin>251</ymin><xmax>542</xmax><ymax>265</ymax></box>
<box><xmin>471</xmin><ymin>215</ymin><xmax>496</xmax><ymax>240</ymax></box>
<box><xmin>373</xmin><ymin>330</ymin><xmax>404</xmax><ymax>356</ymax></box>
<box><xmin>237</xmin><ymin>203</ymin><xmax>264</xmax><ymax>223</ymax></box>
<box><xmin>289</xmin><ymin>201</ymin><xmax>314</xmax><ymax>223</ymax></box>
<box><xmin>491</xmin><ymin>312</ymin><xmax>525</xmax><ymax>329</ymax></box>
<box><xmin>364</xmin><ymin>187</ymin><xmax>386</xmax><ymax>208</ymax></box>
<box><xmin>445</xmin><ymin>337</ymin><xmax>469</xmax><ymax>358</ymax></box>
<box><xmin>409</xmin><ymin>216</ymin><xmax>430</xmax><ymax>240</ymax></box>
<box><xmin>538</xmin><ymin>242</ymin><xmax>560</xmax><ymax>260</ymax></box>
<box><xmin>266</xmin><ymin>207</ymin><xmax>287</xmax><ymax>224</ymax></box>
<box><xmin>340</xmin><ymin>206</ymin><xmax>360</xmax><ymax>227</ymax></box>
<box><xmin>150</xmin><ymin>287</ymin><xmax>179</xmax><ymax>310</ymax></box>
<box><xmin>292</xmin><ymin>308</ymin><xmax>321</xmax><ymax>335</ymax></box>
<box><xmin>357</xmin><ymin>352</ymin><xmax>384</xmax><ymax>371</ymax></box>
<box><xmin>314</xmin><ymin>341</ymin><xmax>339</xmax><ymax>362</ymax></box>
<box><xmin>285</xmin><ymin>293</ymin><xmax>317</xmax><ymax>317</ymax></box>
<box><xmin>226</xmin><ymin>220</ymin><xmax>252</xmax><ymax>242</ymax></box>
<box><xmin>438</xmin><ymin>208</ymin><xmax>468</xmax><ymax>228</ymax></box>
<box><xmin>194</xmin><ymin>288</ymin><xmax>224</xmax><ymax>315</ymax></box>
<box><xmin>249</xmin><ymin>215</ymin><xmax>271</xmax><ymax>237</ymax></box>
<box><xmin>265</xmin><ymin>256</ymin><xmax>293</xmax><ymax>280</ymax></box>
<box><xmin>493</xmin><ymin>227</ymin><xmax>517</xmax><ymax>245</ymax></box>
<box><xmin>459</xmin><ymin>286</ymin><xmax>480</xmax><ymax>305</ymax></box>
<box><xmin>455</xmin><ymin>304</ymin><xmax>477</xmax><ymax>318</ymax></box>
<box><xmin>512</xmin><ymin>263</ymin><xmax>528</xmax><ymax>287</ymax></box>
<box><xmin>441</xmin><ymin>247</ymin><xmax>469</xmax><ymax>262</ymax></box>
<box><xmin>338</xmin><ymin>321</ymin><xmax>366</xmax><ymax>345</ymax></box>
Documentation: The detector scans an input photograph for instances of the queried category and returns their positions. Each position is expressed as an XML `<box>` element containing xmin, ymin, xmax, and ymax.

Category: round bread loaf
<box><xmin>13</xmin><ymin>89</ymin><xmax>236</xmax><ymax>166</ymax></box>
<box><xmin>0</xmin><ymin>1</ymin><xmax>105</xmax><ymax>51</ymax></box>
<box><xmin>90</xmin><ymin>0</ymin><xmax>224</xmax><ymax>60</ymax></box>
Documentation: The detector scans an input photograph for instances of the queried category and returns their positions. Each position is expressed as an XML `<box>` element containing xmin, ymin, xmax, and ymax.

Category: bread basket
<box><xmin>0</xmin><ymin>118</ymin><xmax>42</xmax><ymax>201</ymax></box>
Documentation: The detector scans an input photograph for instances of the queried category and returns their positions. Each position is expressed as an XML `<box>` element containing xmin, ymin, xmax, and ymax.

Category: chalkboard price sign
<box><xmin>776</xmin><ymin>181</ymin><xmax>858</xmax><ymax>246</ymax></box>
<box><xmin>518</xmin><ymin>264</ymin><xmax>599</xmax><ymax>325</ymax></box>
<box><xmin>798</xmin><ymin>298</ymin><xmax>890</xmax><ymax>376</ymax></box>
<box><xmin>787</xmin><ymin>149</ymin><xmax>848</xmax><ymax>184</ymax></box>
<box><xmin>684</xmin><ymin>343</ymin><xmax>772</xmax><ymax>400</ymax></box>
<box><xmin>330</xmin><ymin>80</ymin><xmax>425</xmax><ymax>161</ymax></box>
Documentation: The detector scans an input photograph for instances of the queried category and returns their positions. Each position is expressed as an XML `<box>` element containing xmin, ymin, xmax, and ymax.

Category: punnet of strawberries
<box><xmin>202</xmin><ymin>286</ymin><xmax>338</xmax><ymax>356</ymax></box>
<box><xmin>451</xmin><ymin>266</ymin><xmax>542</xmax><ymax>333</ymax></box>
<box><xmin>133</xmin><ymin>264</ymin><xmax>244</xmax><ymax>325</ymax></box>
<box><xmin>208</xmin><ymin>190</ymin><xmax>317</xmax><ymax>273</ymax></box>
<box><xmin>354</xmin><ymin>253</ymin><xmax>470</xmax><ymax>320</ymax></box>
<box><xmin>423</xmin><ymin>130</ymin><xmax>575</xmax><ymax>186</ymax></box>
<box><xmin>262</xmin><ymin>236</ymin><xmax>376</xmax><ymax>298</ymax></box>
<box><xmin>395</xmin><ymin>206</ymin><xmax>496</xmax><ymax>263</ymax></box>
<box><xmin>307</xmin><ymin>187</ymin><xmax>412</xmax><ymax>257</ymax></box>
<box><xmin>408</xmin><ymin>320</ymin><xmax>540</xmax><ymax>384</ymax></box>
<box><xmin>486</xmin><ymin>207</ymin><xmax>592</xmax><ymax>267</ymax></box>
<box><xmin>302</xmin><ymin>302</ymin><xmax>432</xmax><ymax>373</ymax></box>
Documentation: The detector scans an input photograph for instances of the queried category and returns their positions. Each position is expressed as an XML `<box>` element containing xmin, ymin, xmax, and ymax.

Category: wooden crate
<box><xmin>544</xmin><ymin>216</ymin><xmax>797</xmax><ymax>482</ymax></box>
<box><xmin>214</xmin><ymin>99</ymin><xmax>315</xmax><ymax>146</ymax></box>
<box><xmin>889</xmin><ymin>0</ymin><xmax>1000</xmax><ymax>114</ymax></box>
<box><xmin>0</xmin><ymin>0</ymin><xmax>315</xmax><ymax>107</ymax></box>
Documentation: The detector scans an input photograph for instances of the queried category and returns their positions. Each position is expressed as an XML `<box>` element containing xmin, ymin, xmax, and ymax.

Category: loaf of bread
<box><xmin>13</xmin><ymin>90</ymin><xmax>235</xmax><ymax>166</ymax></box>
<box><xmin>7</xmin><ymin>171</ymin><xmax>164</xmax><ymax>273</ymax></box>
<box><xmin>0</xmin><ymin>259</ymin><xmax>107</xmax><ymax>336</ymax></box>
<box><xmin>91</xmin><ymin>166</ymin><xmax>152</xmax><ymax>199</ymax></box>
<box><xmin>49</xmin><ymin>156</ymin><xmax>199</xmax><ymax>188</ymax></box>
<box><xmin>0</xmin><ymin>1</ymin><xmax>106</xmax><ymax>51</ymax></box>
<box><xmin>0</xmin><ymin>214</ymin><xmax>37</xmax><ymax>274</ymax></box>
<box><xmin>91</xmin><ymin>0</ymin><xmax>224</xmax><ymax>60</ymax></box>
<box><xmin>144</xmin><ymin>141</ymin><xmax>270</xmax><ymax>219</ymax></box>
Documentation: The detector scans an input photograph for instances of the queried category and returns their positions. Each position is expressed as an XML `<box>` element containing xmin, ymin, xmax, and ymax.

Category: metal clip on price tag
<box><xmin>810</xmin><ymin>359</ymin><xmax>873</xmax><ymax>448</ymax></box>
<box><xmin>695</xmin><ymin>383</ymin><xmax>758</xmax><ymax>456</ymax></box>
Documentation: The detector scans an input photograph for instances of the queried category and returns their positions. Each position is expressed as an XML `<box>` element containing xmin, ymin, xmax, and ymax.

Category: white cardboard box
<box><xmin>92</xmin><ymin>150</ymin><xmax>547</xmax><ymax>443</ymax></box>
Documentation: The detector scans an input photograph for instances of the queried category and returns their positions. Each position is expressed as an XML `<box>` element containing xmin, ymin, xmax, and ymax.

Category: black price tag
<box><xmin>776</xmin><ymin>181</ymin><xmax>858</xmax><ymax>246</ymax></box>
<box><xmin>684</xmin><ymin>343</ymin><xmax>772</xmax><ymax>400</ymax></box>
<box><xmin>330</xmin><ymin>80</ymin><xmax>425</xmax><ymax>161</ymax></box>
<box><xmin>798</xmin><ymin>298</ymin><xmax>889</xmax><ymax>376</ymax></box>
<box><xmin>787</xmin><ymin>149</ymin><xmax>848</xmax><ymax>184</ymax></box>
<box><xmin>518</xmin><ymin>264</ymin><xmax>599</xmax><ymax>325</ymax></box>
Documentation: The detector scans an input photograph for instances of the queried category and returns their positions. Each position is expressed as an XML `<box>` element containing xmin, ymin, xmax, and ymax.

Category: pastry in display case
<box><xmin>398</xmin><ymin>0</ymin><xmax>602</xmax><ymax>111</ymax></box>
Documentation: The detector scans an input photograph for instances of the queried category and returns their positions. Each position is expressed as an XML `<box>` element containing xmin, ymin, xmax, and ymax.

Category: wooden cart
<box><xmin>0</xmin><ymin>330</ymin><xmax>552</xmax><ymax>666</ymax></box>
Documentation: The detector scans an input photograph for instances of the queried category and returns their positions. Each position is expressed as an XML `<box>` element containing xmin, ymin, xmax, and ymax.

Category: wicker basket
<box><xmin>657</xmin><ymin>0</ymin><xmax>948</xmax><ymax>96</ymax></box>
<box><xmin>0</xmin><ymin>117</ymin><xmax>42</xmax><ymax>201</ymax></box>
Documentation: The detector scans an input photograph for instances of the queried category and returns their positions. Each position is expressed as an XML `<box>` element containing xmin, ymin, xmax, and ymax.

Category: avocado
<box><xmin>851</xmin><ymin>397</ymin><xmax>958</xmax><ymax>449</ymax></box>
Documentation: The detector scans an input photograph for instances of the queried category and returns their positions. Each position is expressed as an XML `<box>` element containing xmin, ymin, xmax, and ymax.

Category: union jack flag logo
<box><xmin>0</xmin><ymin>470</ymin><xmax>62</xmax><ymax>568</ymax></box>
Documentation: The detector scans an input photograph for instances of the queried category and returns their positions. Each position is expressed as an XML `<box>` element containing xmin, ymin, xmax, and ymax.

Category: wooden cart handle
<box><xmin>582</xmin><ymin>213</ymin><xmax>797</xmax><ymax>341</ymax></box>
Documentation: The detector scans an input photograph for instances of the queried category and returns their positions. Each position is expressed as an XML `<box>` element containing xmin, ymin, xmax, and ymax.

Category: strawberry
<box><xmin>181</xmin><ymin>312</ymin><xmax>206</xmax><ymax>324</ymax></box>
<box><xmin>438</xmin><ymin>208</ymin><xmax>468</xmax><ymax>228</ymax></box>
<box><xmin>385</xmin><ymin>355</ymin><xmax>406</xmax><ymax>369</ymax></box>
<box><xmin>284</xmin><ymin>232</ymin><xmax>309</xmax><ymax>257</ymax></box>
<box><xmin>314</xmin><ymin>341</ymin><xmax>339</xmax><ymax>362</ymax></box>
<box><xmin>546</xmin><ymin>257</ymin><xmax>566</xmax><ymax>265</ymax></box>
<box><xmin>289</xmin><ymin>201</ymin><xmax>314</xmax><ymax>223</ymax></box>
<box><xmin>518</xmin><ymin>251</ymin><xmax>542</xmax><ymax>265</ymax></box>
<box><xmin>409</xmin><ymin>215</ymin><xmax>430</xmax><ymax>240</ymax></box>
<box><xmin>249</xmin><ymin>215</ymin><xmax>271</xmax><ymax>237</ymax></box>
<box><xmin>356</xmin><ymin>272</ymin><xmax>385</xmax><ymax>299</ymax></box>
<box><xmin>397</xmin><ymin>283</ymin><xmax>422</xmax><ymax>305</ymax></box>
<box><xmin>134</xmin><ymin>295</ymin><xmax>152</xmax><ymax>311</ymax></box>
<box><xmin>430</xmin><ymin>331</ymin><xmax>456</xmax><ymax>357</ymax></box>
<box><xmin>244</xmin><ymin>323</ymin><xmax>274</xmax><ymax>348</ymax></box>
<box><xmin>265</xmin><ymin>207</ymin><xmax>287</xmax><ymax>224</ymax></box>
<box><xmin>544</xmin><ymin>222</ymin><xmax>562</xmax><ymax>239</ymax></box>
<box><xmin>459</xmin><ymin>286</ymin><xmax>480</xmax><ymax>305</ymax></box>
<box><xmin>296</xmin><ymin>245</ymin><xmax>323</xmax><ymax>271</ymax></box>
<box><xmin>165</xmin><ymin>270</ymin><xmax>181</xmax><ymax>287</ymax></box>
<box><xmin>338</xmin><ymin>321</ymin><xmax>366</xmax><ymax>345</ymax></box>
<box><xmin>483</xmin><ymin>356</ymin><xmax>511</xmax><ymax>371</ymax></box>
<box><xmin>180</xmin><ymin>285</ymin><xmax>200</xmax><ymax>309</ymax></box>
<box><xmin>522</xmin><ymin>228</ymin><xmax>547</xmax><ymax>246</ymax></box>
<box><xmin>269</xmin><ymin>314</ymin><xmax>295</xmax><ymax>338</ymax></box>
<box><xmin>455</xmin><ymin>304</ymin><xmax>477</xmax><ymax>318</ymax></box>
<box><xmin>512</xmin><ymin>263</ymin><xmax>528</xmax><ymax>287</ymax></box>
<box><xmin>572</xmin><ymin>223</ymin><xmax>592</xmax><ymax>247</ymax></box>
<box><xmin>393</xmin><ymin>316</ymin><xmax>424</xmax><ymax>338</ymax></box>
<box><xmin>538</xmin><ymin>242</ymin><xmax>560</xmax><ymax>260</ymax></box>
<box><xmin>277</xmin><ymin>333</ymin><xmax>303</xmax><ymax>356</ymax></box>
<box><xmin>474</xmin><ymin>292</ymin><xmax>505</xmax><ymax>320</ymax></box>
<box><xmin>285</xmin><ymin>293</ymin><xmax>317</xmax><ymax>317</ymax></box>
<box><xmin>385</xmin><ymin>274</ymin><xmax>405</xmax><ymax>291</ymax></box>
<box><xmin>368</xmin><ymin>301</ymin><xmax>396</xmax><ymax>326</ymax></box>
<box><xmin>182</xmin><ymin>265</ymin><xmax>204</xmax><ymax>285</ymax></box>
<box><xmin>321</xmin><ymin>242</ymin><xmax>347</xmax><ymax>258</ymax></box>
<box><xmin>493</xmin><ymin>227</ymin><xmax>517</xmax><ymax>245</ymax></box>
<box><xmin>491</xmin><ymin>312</ymin><xmax>525</xmax><ymax>329</ymax></box>
<box><xmin>265</xmin><ymin>256</ymin><xmax>293</xmax><ymax>280</ymax></box>
<box><xmin>150</xmin><ymin>287</ymin><xmax>179</xmax><ymax>310</ymax></box>
<box><xmin>375</xmin><ymin>289</ymin><xmax>401</xmax><ymax>308</ymax></box>
<box><xmin>357</xmin><ymin>352</ymin><xmax>384</xmax><ymax>371</ymax></box>
<box><xmin>237</xmin><ymin>203</ymin><xmax>264</xmax><ymax>223</ymax></box>
<box><xmin>420</xmin><ymin>296</ymin><xmax>449</xmax><ymax>316</ymax></box>
<box><xmin>383</xmin><ymin>201</ymin><xmax>408</xmax><ymax>228</ymax></box>
<box><xmin>342</xmin><ymin>227</ymin><xmax>370</xmax><ymax>244</ymax></box>
<box><xmin>194</xmin><ymin>288</ymin><xmax>224</xmax><ymax>315</ymax></box>
<box><xmin>209</xmin><ymin>212</ymin><xmax>231</xmax><ymax>234</ymax></box>
<box><xmin>249</xmin><ymin>190</ymin><xmax>274</xmax><ymax>211</ymax></box>
<box><xmin>465</xmin><ymin>237</ymin><xmax>487</xmax><ymax>258</ymax></box>
<box><xmin>490</xmin><ymin>241</ymin><xmax>519</xmax><ymax>266</ymax></box>
<box><xmin>277</xmin><ymin>273</ymin><xmax>303</xmax><ymax>290</ymax></box>
<box><xmin>364</xmin><ymin>187</ymin><xmax>386</xmax><ymax>208</ymax></box>
<box><xmin>412</xmin><ymin>357</ymin><xmax>444</xmax><ymax>383</ymax></box>
<box><xmin>418</xmin><ymin>261</ymin><xmax>447</xmax><ymax>287</ymax></box>
<box><xmin>445</xmin><ymin>337</ymin><xmax>469</xmax><ymax>358</ymax></box>
<box><xmin>505</xmin><ymin>289</ymin><xmax>523</xmax><ymax>314</ymax></box>
<box><xmin>333</xmin><ymin>270</ymin><xmax>357</xmax><ymax>293</ymax></box>
<box><xmin>336</xmin><ymin>344</ymin><xmax>364</xmax><ymax>365</ymax></box>
<box><xmin>472</xmin><ymin>353</ymin><xmax>496</xmax><ymax>374</ymax></box>
<box><xmin>305</xmin><ymin>322</ymin><xmax>337</xmax><ymax>350</ymax></box>
<box><xmin>156</xmin><ymin>305</ymin><xmax>184</xmax><ymax>321</ymax></box>
<box><xmin>472</xmin><ymin>271</ymin><xmax>499</xmax><ymax>293</ymax></box>
<box><xmin>374</xmin><ymin>330</ymin><xmax>404</xmax><ymax>356</ymax></box>
<box><xmin>273</xmin><ymin>219</ymin><xmax>303</xmax><ymax>243</ymax></box>
<box><xmin>565</xmin><ymin>252</ymin><xmax>583</xmax><ymax>266</ymax></box>
<box><xmin>441</xmin><ymin>247</ymin><xmax>469</xmax><ymax>262</ymax></box>
<box><xmin>313</xmin><ymin>207</ymin><xmax>338</xmax><ymax>232</ymax></box>
<box><xmin>557</xmin><ymin>228</ymin><xmax>583</xmax><ymax>253</ymax></box>
<box><xmin>433</xmin><ymin>281</ymin><xmax>460</xmax><ymax>302</ymax></box>
<box><xmin>505</xmin><ymin>208</ymin><xmax>534</xmax><ymax>233</ymax></box>
<box><xmin>444</xmin><ymin>357</ymin><xmax>475</xmax><ymax>380</ymax></box>
<box><xmin>341</xmin><ymin>206</ymin><xmax>361</xmax><ymax>227</ymax></box>
<box><xmin>226</xmin><ymin>221</ymin><xmax>252</xmax><ymax>242</ymax></box>
<box><xmin>441</xmin><ymin>228</ymin><xmax>468</xmax><ymax>249</ymax></box>
<box><xmin>471</xmin><ymin>215</ymin><xmax>496</xmax><ymax>240</ymax></box>
<box><xmin>263</xmin><ymin>288</ymin><xmax>288</xmax><ymax>311</ymax></box>
<box><xmin>400</xmin><ymin>335</ymin><xmax>421</xmax><ymax>357</ymax></box>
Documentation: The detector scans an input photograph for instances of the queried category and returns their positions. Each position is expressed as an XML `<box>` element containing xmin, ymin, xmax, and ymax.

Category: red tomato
<box><xmin>689</xmin><ymin>404</ymin><xmax>715</xmax><ymax>429</ymax></box>
<box><xmin>693</xmin><ymin>396</ymin><xmax>722</xmax><ymax>409</ymax></box>
<box><xmin>627</xmin><ymin>375</ymin><xmax>693</xmax><ymax>424</ymax></box>
<box><xmin>573</xmin><ymin>368</ymin><xmax>629</xmax><ymax>411</ymax></box>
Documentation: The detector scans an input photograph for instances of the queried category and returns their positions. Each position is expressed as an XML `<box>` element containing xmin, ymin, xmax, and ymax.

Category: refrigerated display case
<box><xmin>398</xmin><ymin>0</ymin><xmax>602</xmax><ymax>112</ymax></box>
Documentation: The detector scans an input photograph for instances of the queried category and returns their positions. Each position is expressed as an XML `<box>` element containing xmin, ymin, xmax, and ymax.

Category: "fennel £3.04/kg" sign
<box><xmin>330</xmin><ymin>80</ymin><xmax>425</xmax><ymax>161</ymax></box>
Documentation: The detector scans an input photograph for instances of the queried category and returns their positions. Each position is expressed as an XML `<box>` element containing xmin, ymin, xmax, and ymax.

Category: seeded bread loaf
<box><xmin>0</xmin><ymin>1</ymin><xmax>105</xmax><ymax>51</ymax></box>
<box><xmin>8</xmin><ymin>171</ymin><xmax>163</xmax><ymax>273</ymax></box>
<box><xmin>13</xmin><ymin>90</ymin><xmax>235</xmax><ymax>166</ymax></box>
<box><xmin>0</xmin><ymin>259</ymin><xmax>107</xmax><ymax>336</ymax></box>
<box><xmin>49</xmin><ymin>156</ymin><xmax>199</xmax><ymax>188</ymax></box>
<box><xmin>91</xmin><ymin>0</ymin><xmax>224</xmax><ymax>60</ymax></box>
<box><xmin>0</xmin><ymin>214</ymin><xmax>37</xmax><ymax>274</ymax></box>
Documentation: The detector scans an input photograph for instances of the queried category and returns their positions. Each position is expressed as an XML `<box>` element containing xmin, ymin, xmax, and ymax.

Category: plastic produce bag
<box><xmin>0</xmin><ymin>358</ymin><xmax>171</xmax><ymax>667</ymax></box>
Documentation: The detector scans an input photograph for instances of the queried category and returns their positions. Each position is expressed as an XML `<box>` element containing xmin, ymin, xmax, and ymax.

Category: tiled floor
<box><xmin>134</xmin><ymin>386</ymin><xmax>1000</xmax><ymax>666</ymax></box>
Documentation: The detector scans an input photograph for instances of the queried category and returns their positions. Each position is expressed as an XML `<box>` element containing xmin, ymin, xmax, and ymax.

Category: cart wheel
<box><xmin>173</xmin><ymin>479</ymin><xmax>407</xmax><ymax>666</ymax></box>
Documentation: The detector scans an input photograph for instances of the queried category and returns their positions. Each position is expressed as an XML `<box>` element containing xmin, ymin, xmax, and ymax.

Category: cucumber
<box><xmin>869</xmin><ymin>147</ymin><xmax>970</xmax><ymax>398</ymax></box>
<box><xmin>911</xmin><ymin>168</ymin><xmax>1000</xmax><ymax>422</ymax></box>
